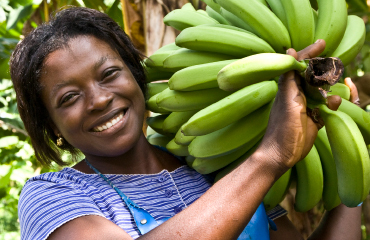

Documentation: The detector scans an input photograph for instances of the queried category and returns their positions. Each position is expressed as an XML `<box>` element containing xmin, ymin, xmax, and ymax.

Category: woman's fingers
<box><xmin>344</xmin><ymin>77</ymin><xmax>360</xmax><ymax>106</ymax></box>
<box><xmin>296</xmin><ymin>39</ymin><xmax>326</xmax><ymax>61</ymax></box>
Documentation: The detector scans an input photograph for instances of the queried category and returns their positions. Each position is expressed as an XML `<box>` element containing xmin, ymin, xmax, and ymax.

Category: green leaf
<box><xmin>0</xmin><ymin>58</ymin><xmax>10</xmax><ymax>79</ymax></box>
<box><xmin>0</xmin><ymin>136</ymin><xmax>18</xmax><ymax>148</ymax></box>
<box><xmin>6</xmin><ymin>4</ymin><xmax>32</xmax><ymax>30</ymax></box>
<box><xmin>107</xmin><ymin>0</ymin><xmax>123</xmax><ymax>27</ymax></box>
<box><xmin>0</xmin><ymin>165</ymin><xmax>13</xmax><ymax>188</ymax></box>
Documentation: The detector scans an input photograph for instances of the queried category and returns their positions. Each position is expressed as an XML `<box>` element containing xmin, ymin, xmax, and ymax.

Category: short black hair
<box><xmin>9</xmin><ymin>7</ymin><xmax>147</xmax><ymax>166</ymax></box>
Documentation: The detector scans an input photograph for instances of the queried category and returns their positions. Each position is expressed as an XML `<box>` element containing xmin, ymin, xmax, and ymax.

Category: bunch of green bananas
<box><xmin>144</xmin><ymin>0</ymin><xmax>370</xmax><ymax>212</ymax></box>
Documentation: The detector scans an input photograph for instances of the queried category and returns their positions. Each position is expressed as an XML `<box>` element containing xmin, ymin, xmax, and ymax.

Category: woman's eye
<box><xmin>103</xmin><ymin>68</ymin><xmax>120</xmax><ymax>80</ymax></box>
<box><xmin>61</xmin><ymin>94</ymin><xmax>77</xmax><ymax>104</ymax></box>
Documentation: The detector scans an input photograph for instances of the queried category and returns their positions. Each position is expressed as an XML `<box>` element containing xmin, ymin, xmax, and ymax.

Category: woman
<box><xmin>10</xmin><ymin>7</ymin><xmax>362</xmax><ymax>240</ymax></box>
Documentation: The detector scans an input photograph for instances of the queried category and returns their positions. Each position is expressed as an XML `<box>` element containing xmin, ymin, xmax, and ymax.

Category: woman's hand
<box><xmin>257</xmin><ymin>39</ymin><xmax>340</xmax><ymax>173</ymax></box>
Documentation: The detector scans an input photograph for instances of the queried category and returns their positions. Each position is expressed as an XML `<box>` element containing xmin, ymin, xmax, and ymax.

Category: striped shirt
<box><xmin>18</xmin><ymin>165</ymin><xmax>287</xmax><ymax>240</ymax></box>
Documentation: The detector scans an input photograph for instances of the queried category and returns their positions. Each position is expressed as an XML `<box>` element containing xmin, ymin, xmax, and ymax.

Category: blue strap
<box><xmin>85</xmin><ymin>159</ymin><xmax>163</xmax><ymax>234</ymax></box>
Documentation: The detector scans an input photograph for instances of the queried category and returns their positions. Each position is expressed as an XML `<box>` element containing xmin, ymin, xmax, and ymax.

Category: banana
<box><xmin>319</xmin><ymin>104</ymin><xmax>370</xmax><ymax>207</ymax></box>
<box><xmin>263</xmin><ymin>168</ymin><xmax>292</xmax><ymax>211</ymax></box>
<box><xmin>144</xmin><ymin>65</ymin><xmax>174</xmax><ymax>83</ymax></box>
<box><xmin>188</xmin><ymin>101</ymin><xmax>272</xmax><ymax>159</ymax></box>
<box><xmin>163</xmin><ymin>48</ymin><xmax>234</xmax><ymax>72</ymax></box>
<box><xmin>146</xmin><ymin>114</ymin><xmax>173</xmax><ymax>137</ymax></box>
<box><xmin>205</xmin><ymin>6</ymin><xmax>230</xmax><ymax>25</ymax></box>
<box><xmin>144</xmin><ymin>43</ymin><xmax>181</xmax><ymax>70</ymax></box>
<box><xmin>182</xmin><ymin>81</ymin><xmax>277</xmax><ymax>136</ymax></box>
<box><xmin>314</xmin><ymin>0</ymin><xmax>348</xmax><ymax>57</ymax></box>
<box><xmin>280</xmin><ymin>0</ymin><xmax>315</xmax><ymax>51</ymax></box>
<box><xmin>328</xmin><ymin>83</ymin><xmax>350</xmax><ymax>101</ymax></box>
<box><xmin>266</xmin><ymin>0</ymin><xmax>288</xmax><ymax>27</ymax></box>
<box><xmin>162</xmin><ymin>110</ymin><xmax>198</xmax><ymax>134</ymax></box>
<box><xmin>156</xmin><ymin>87</ymin><xmax>231</xmax><ymax>112</ymax></box>
<box><xmin>147</xmin><ymin>133</ymin><xmax>172</xmax><ymax>148</ymax></box>
<box><xmin>217</xmin><ymin>53</ymin><xmax>307</xmax><ymax>91</ymax></box>
<box><xmin>330</xmin><ymin>15</ymin><xmax>366</xmax><ymax>67</ymax></box>
<box><xmin>314</xmin><ymin>127</ymin><xmax>341</xmax><ymax>211</ymax></box>
<box><xmin>202</xmin><ymin>0</ymin><xmax>221</xmax><ymax>13</ymax></box>
<box><xmin>169</xmin><ymin>59</ymin><xmax>237</xmax><ymax>91</ymax></box>
<box><xmin>192</xmin><ymin>135</ymin><xmax>262</xmax><ymax>174</ymax></box>
<box><xmin>181</xmin><ymin>2</ymin><xmax>196</xmax><ymax>11</ymax></box>
<box><xmin>146</xmin><ymin>82</ymin><xmax>169</xmax><ymax>100</ymax></box>
<box><xmin>338</xmin><ymin>98</ymin><xmax>370</xmax><ymax>145</ymax></box>
<box><xmin>216</xmin><ymin>0</ymin><xmax>291</xmax><ymax>53</ymax></box>
<box><xmin>166</xmin><ymin>139</ymin><xmax>190</xmax><ymax>156</ymax></box>
<box><xmin>163</xmin><ymin>9</ymin><xmax>219</xmax><ymax>31</ymax></box>
<box><xmin>199</xmin><ymin>23</ymin><xmax>256</xmax><ymax>35</ymax></box>
<box><xmin>175</xmin><ymin>25</ymin><xmax>275</xmax><ymax>58</ymax></box>
<box><xmin>214</xmin><ymin>140</ymin><xmax>262</xmax><ymax>182</ymax></box>
<box><xmin>197</xmin><ymin>9</ymin><xmax>210</xmax><ymax>18</ymax></box>
<box><xmin>185</xmin><ymin>155</ymin><xmax>196</xmax><ymax>167</ymax></box>
<box><xmin>219</xmin><ymin>8</ymin><xmax>255</xmax><ymax>32</ymax></box>
<box><xmin>174</xmin><ymin>128</ymin><xmax>196</xmax><ymax>146</ymax></box>
<box><xmin>294</xmin><ymin>145</ymin><xmax>324</xmax><ymax>212</ymax></box>
<box><xmin>146</xmin><ymin>92</ymin><xmax>172</xmax><ymax>114</ymax></box>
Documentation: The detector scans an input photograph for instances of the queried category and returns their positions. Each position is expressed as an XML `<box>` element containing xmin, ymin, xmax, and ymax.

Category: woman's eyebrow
<box><xmin>51</xmin><ymin>79</ymin><xmax>75</xmax><ymax>97</ymax></box>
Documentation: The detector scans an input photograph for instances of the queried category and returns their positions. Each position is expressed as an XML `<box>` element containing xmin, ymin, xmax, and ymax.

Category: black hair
<box><xmin>9</xmin><ymin>6</ymin><xmax>147</xmax><ymax>166</ymax></box>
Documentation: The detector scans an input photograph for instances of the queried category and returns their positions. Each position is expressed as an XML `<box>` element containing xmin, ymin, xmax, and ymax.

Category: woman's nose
<box><xmin>86</xmin><ymin>85</ymin><xmax>113</xmax><ymax>112</ymax></box>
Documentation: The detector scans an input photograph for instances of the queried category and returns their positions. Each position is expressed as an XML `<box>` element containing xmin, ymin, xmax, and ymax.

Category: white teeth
<box><xmin>93</xmin><ymin>112</ymin><xmax>124</xmax><ymax>132</ymax></box>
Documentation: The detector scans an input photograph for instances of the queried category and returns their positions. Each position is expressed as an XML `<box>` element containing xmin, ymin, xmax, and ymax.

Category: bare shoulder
<box><xmin>47</xmin><ymin>215</ymin><xmax>133</xmax><ymax>240</ymax></box>
<box><xmin>269</xmin><ymin>215</ymin><xmax>304</xmax><ymax>240</ymax></box>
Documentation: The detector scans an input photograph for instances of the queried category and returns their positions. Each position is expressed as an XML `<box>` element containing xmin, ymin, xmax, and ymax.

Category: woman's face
<box><xmin>40</xmin><ymin>36</ymin><xmax>146</xmax><ymax>158</ymax></box>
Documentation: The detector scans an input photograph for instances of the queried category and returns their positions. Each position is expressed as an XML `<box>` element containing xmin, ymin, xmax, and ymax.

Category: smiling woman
<box><xmin>9</xmin><ymin>6</ymin><xmax>363</xmax><ymax>240</ymax></box>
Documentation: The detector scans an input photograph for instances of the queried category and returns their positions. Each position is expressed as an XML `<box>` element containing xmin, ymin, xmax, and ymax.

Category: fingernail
<box><xmin>315</xmin><ymin>39</ymin><xmax>322</xmax><ymax>43</ymax></box>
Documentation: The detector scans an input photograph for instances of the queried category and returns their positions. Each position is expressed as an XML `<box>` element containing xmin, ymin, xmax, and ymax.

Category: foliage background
<box><xmin>0</xmin><ymin>0</ymin><xmax>369</xmax><ymax>239</ymax></box>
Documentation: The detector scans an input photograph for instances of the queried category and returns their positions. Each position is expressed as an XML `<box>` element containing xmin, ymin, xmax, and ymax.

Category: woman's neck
<box><xmin>72</xmin><ymin>134</ymin><xmax>183</xmax><ymax>175</ymax></box>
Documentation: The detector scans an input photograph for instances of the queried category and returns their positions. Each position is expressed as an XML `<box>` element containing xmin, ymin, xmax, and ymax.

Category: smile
<box><xmin>93</xmin><ymin>111</ymin><xmax>124</xmax><ymax>132</ymax></box>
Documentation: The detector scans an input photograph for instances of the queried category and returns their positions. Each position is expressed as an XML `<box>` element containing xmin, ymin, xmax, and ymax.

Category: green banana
<box><xmin>314</xmin><ymin>0</ymin><xmax>348</xmax><ymax>57</ymax></box>
<box><xmin>162</xmin><ymin>110</ymin><xmax>198</xmax><ymax>134</ymax></box>
<box><xmin>174</xmin><ymin>128</ymin><xmax>196</xmax><ymax>146</ymax></box>
<box><xmin>216</xmin><ymin>0</ymin><xmax>291</xmax><ymax>53</ymax></box>
<box><xmin>266</xmin><ymin>0</ymin><xmax>288</xmax><ymax>27</ymax></box>
<box><xmin>166</xmin><ymin>139</ymin><xmax>190</xmax><ymax>156</ymax></box>
<box><xmin>280</xmin><ymin>0</ymin><xmax>315</xmax><ymax>51</ymax></box>
<box><xmin>219</xmin><ymin>8</ymin><xmax>255</xmax><ymax>32</ymax></box>
<box><xmin>168</xmin><ymin>59</ymin><xmax>237</xmax><ymax>91</ymax></box>
<box><xmin>175</xmin><ymin>25</ymin><xmax>275</xmax><ymax>58</ymax></box>
<box><xmin>144</xmin><ymin>43</ymin><xmax>181</xmax><ymax>70</ymax></box>
<box><xmin>182</xmin><ymin>81</ymin><xmax>277</xmax><ymax>136</ymax></box>
<box><xmin>330</xmin><ymin>15</ymin><xmax>366</xmax><ymax>67</ymax></box>
<box><xmin>147</xmin><ymin>133</ymin><xmax>172</xmax><ymax>148</ymax></box>
<box><xmin>163</xmin><ymin>9</ymin><xmax>218</xmax><ymax>31</ymax></box>
<box><xmin>188</xmin><ymin>101</ymin><xmax>272</xmax><ymax>159</ymax></box>
<box><xmin>163</xmin><ymin>48</ymin><xmax>234</xmax><ymax>72</ymax></box>
<box><xmin>186</xmin><ymin>155</ymin><xmax>196</xmax><ymax>167</ymax></box>
<box><xmin>314</xmin><ymin>127</ymin><xmax>341</xmax><ymax>211</ymax></box>
<box><xmin>192</xmin><ymin>135</ymin><xmax>262</xmax><ymax>174</ymax></box>
<box><xmin>263</xmin><ymin>168</ymin><xmax>292</xmax><ymax>211</ymax></box>
<box><xmin>146</xmin><ymin>82</ymin><xmax>169</xmax><ymax>100</ymax></box>
<box><xmin>197</xmin><ymin>9</ymin><xmax>210</xmax><ymax>18</ymax></box>
<box><xmin>319</xmin><ymin>104</ymin><xmax>370</xmax><ymax>207</ymax></box>
<box><xmin>338</xmin><ymin>98</ymin><xmax>370</xmax><ymax>145</ymax></box>
<box><xmin>181</xmin><ymin>2</ymin><xmax>196</xmax><ymax>11</ymax></box>
<box><xmin>328</xmin><ymin>83</ymin><xmax>350</xmax><ymax>101</ymax></box>
<box><xmin>294</xmin><ymin>145</ymin><xmax>324</xmax><ymax>212</ymax></box>
<box><xmin>201</xmin><ymin>0</ymin><xmax>221</xmax><ymax>13</ymax></box>
<box><xmin>214</xmin><ymin>140</ymin><xmax>262</xmax><ymax>182</ymax></box>
<box><xmin>146</xmin><ymin>114</ymin><xmax>173</xmax><ymax>137</ymax></box>
<box><xmin>156</xmin><ymin>87</ymin><xmax>231</xmax><ymax>112</ymax></box>
<box><xmin>146</xmin><ymin>92</ymin><xmax>172</xmax><ymax>114</ymax></box>
<box><xmin>144</xmin><ymin>65</ymin><xmax>174</xmax><ymax>83</ymax></box>
<box><xmin>217</xmin><ymin>53</ymin><xmax>307</xmax><ymax>91</ymax></box>
<box><xmin>205</xmin><ymin>6</ymin><xmax>230</xmax><ymax>25</ymax></box>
